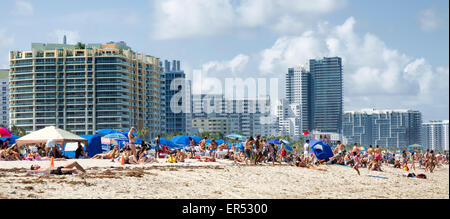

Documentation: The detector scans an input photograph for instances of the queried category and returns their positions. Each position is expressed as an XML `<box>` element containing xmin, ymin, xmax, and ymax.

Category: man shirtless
<box><xmin>367</xmin><ymin>145</ymin><xmax>375</xmax><ymax>162</ymax></box>
<box><xmin>93</xmin><ymin>146</ymin><xmax>120</xmax><ymax>160</ymax></box>
<box><xmin>375</xmin><ymin>145</ymin><xmax>382</xmax><ymax>156</ymax></box>
<box><xmin>28</xmin><ymin>161</ymin><xmax>87</xmax><ymax>175</ymax></box>
<box><xmin>244</xmin><ymin>137</ymin><xmax>254</xmax><ymax>165</ymax></box>
<box><xmin>128</xmin><ymin>127</ymin><xmax>137</xmax><ymax>157</ymax></box>
<box><xmin>208</xmin><ymin>139</ymin><xmax>218</xmax><ymax>158</ymax></box>
<box><xmin>335</xmin><ymin>141</ymin><xmax>346</xmax><ymax>154</ymax></box>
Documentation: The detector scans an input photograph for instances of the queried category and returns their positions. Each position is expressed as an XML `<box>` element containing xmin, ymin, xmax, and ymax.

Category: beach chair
<box><xmin>159</xmin><ymin>146</ymin><xmax>170</xmax><ymax>158</ymax></box>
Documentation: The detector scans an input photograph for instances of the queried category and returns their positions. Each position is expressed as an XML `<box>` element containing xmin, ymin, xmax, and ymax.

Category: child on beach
<box><xmin>353</xmin><ymin>152</ymin><xmax>361</xmax><ymax>175</ymax></box>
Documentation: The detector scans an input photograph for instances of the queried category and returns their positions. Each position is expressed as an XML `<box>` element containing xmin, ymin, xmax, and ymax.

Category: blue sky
<box><xmin>0</xmin><ymin>0</ymin><xmax>448</xmax><ymax>121</ymax></box>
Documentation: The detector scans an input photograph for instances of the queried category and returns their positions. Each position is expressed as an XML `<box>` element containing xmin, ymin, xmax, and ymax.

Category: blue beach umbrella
<box><xmin>120</xmin><ymin>131</ymin><xmax>139</xmax><ymax>138</ymax></box>
<box><xmin>226</xmin><ymin>134</ymin><xmax>246</xmax><ymax>141</ymax></box>
<box><xmin>152</xmin><ymin>137</ymin><xmax>180</xmax><ymax>148</ymax></box>
<box><xmin>190</xmin><ymin>136</ymin><xmax>203</xmax><ymax>144</ymax></box>
<box><xmin>171</xmin><ymin>136</ymin><xmax>191</xmax><ymax>146</ymax></box>
<box><xmin>104</xmin><ymin>133</ymin><xmax>128</xmax><ymax>141</ymax></box>
<box><xmin>266</xmin><ymin>139</ymin><xmax>293</xmax><ymax>151</ymax></box>
<box><xmin>96</xmin><ymin>129</ymin><xmax>120</xmax><ymax>136</ymax></box>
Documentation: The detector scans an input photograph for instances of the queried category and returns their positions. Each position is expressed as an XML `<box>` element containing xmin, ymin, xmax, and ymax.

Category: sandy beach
<box><xmin>0</xmin><ymin>159</ymin><xmax>448</xmax><ymax>199</ymax></box>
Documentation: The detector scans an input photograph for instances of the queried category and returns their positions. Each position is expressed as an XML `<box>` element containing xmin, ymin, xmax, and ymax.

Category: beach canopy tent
<box><xmin>79</xmin><ymin>135</ymin><xmax>102</xmax><ymax>158</ymax></box>
<box><xmin>309</xmin><ymin>140</ymin><xmax>334</xmax><ymax>160</ymax></box>
<box><xmin>96</xmin><ymin>129</ymin><xmax>120</xmax><ymax>136</ymax></box>
<box><xmin>0</xmin><ymin>134</ymin><xmax>19</xmax><ymax>145</ymax></box>
<box><xmin>15</xmin><ymin>126</ymin><xmax>88</xmax><ymax>152</ymax></box>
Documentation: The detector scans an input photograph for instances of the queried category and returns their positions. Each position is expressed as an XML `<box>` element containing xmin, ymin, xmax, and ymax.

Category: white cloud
<box><xmin>0</xmin><ymin>29</ymin><xmax>15</xmax><ymax>69</ymax></box>
<box><xmin>47</xmin><ymin>30</ymin><xmax>81</xmax><ymax>44</ymax></box>
<box><xmin>152</xmin><ymin>0</ymin><xmax>235</xmax><ymax>40</ymax></box>
<box><xmin>150</xmin><ymin>0</ymin><xmax>346</xmax><ymax>40</ymax></box>
<box><xmin>418</xmin><ymin>8</ymin><xmax>441</xmax><ymax>32</ymax></box>
<box><xmin>257</xmin><ymin>17</ymin><xmax>449</xmax><ymax>115</ymax></box>
<box><xmin>196</xmin><ymin>16</ymin><xmax>448</xmax><ymax>118</ymax></box>
<box><xmin>202</xmin><ymin>54</ymin><xmax>250</xmax><ymax>76</ymax></box>
<box><xmin>12</xmin><ymin>0</ymin><xmax>34</xmax><ymax>16</ymax></box>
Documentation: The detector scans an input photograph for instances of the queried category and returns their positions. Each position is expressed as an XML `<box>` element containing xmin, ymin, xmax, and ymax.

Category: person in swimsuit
<box><xmin>128</xmin><ymin>127</ymin><xmax>137</xmax><ymax>157</ymax></box>
<box><xmin>353</xmin><ymin>152</ymin><xmax>361</xmax><ymax>175</ymax></box>
<box><xmin>244</xmin><ymin>137</ymin><xmax>254</xmax><ymax>165</ymax></box>
<box><xmin>253</xmin><ymin>135</ymin><xmax>263</xmax><ymax>165</ymax></box>
<box><xmin>280</xmin><ymin>142</ymin><xmax>287</xmax><ymax>162</ymax></box>
<box><xmin>28</xmin><ymin>161</ymin><xmax>87</xmax><ymax>175</ymax></box>
<box><xmin>154</xmin><ymin>135</ymin><xmax>161</xmax><ymax>159</ymax></box>
<box><xmin>199</xmin><ymin>137</ymin><xmax>207</xmax><ymax>155</ymax></box>
<box><xmin>175</xmin><ymin>149</ymin><xmax>187</xmax><ymax>163</ymax></box>
<box><xmin>93</xmin><ymin>146</ymin><xmax>120</xmax><ymax>160</ymax></box>
<box><xmin>208</xmin><ymin>139</ymin><xmax>218</xmax><ymax>158</ymax></box>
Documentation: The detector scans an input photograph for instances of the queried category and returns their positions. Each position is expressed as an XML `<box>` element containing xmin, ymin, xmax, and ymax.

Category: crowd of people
<box><xmin>2</xmin><ymin>127</ymin><xmax>449</xmax><ymax>177</ymax></box>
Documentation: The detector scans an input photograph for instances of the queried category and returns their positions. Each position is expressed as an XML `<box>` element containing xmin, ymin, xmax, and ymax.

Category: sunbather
<box><xmin>28</xmin><ymin>161</ymin><xmax>87</xmax><ymax>175</ymax></box>
<box><xmin>92</xmin><ymin>146</ymin><xmax>120</xmax><ymax>160</ymax></box>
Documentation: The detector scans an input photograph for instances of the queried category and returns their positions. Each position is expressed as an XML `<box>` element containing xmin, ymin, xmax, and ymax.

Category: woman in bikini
<box><xmin>92</xmin><ymin>146</ymin><xmax>120</xmax><ymax>160</ymax></box>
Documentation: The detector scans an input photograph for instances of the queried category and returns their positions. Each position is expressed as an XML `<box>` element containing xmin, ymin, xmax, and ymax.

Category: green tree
<box><xmin>138</xmin><ymin>126</ymin><xmax>150</xmax><ymax>140</ymax></box>
<box><xmin>75</xmin><ymin>42</ymin><xmax>86</xmax><ymax>49</ymax></box>
<box><xmin>10</xmin><ymin>125</ymin><xmax>27</xmax><ymax>137</ymax></box>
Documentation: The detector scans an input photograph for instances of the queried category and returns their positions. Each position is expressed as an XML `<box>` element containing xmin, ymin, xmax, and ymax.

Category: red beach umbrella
<box><xmin>0</xmin><ymin>127</ymin><xmax>12</xmax><ymax>137</ymax></box>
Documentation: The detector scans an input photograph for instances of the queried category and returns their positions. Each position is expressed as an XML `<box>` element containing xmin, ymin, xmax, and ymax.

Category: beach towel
<box><xmin>368</xmin><ymin>175</ymin><xmax>388</xmax><ymax>179</ymax></box>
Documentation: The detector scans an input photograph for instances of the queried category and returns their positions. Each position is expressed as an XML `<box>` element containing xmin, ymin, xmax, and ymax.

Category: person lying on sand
<box><xmin>28</xmin><ymin>161</ymin><xmax>87</xmax><ymax>175</ymax></box>
<box><xmin>198</xmin><ymin>156</ymin><xmax>216</xmax><ymax>162</ymax></box>
<box><xmin>92</xmin><ymin>146</ymin><xmax>120</xmax><ymax>160</ymax></box>
<box><xmin>296</xmin><ymin>159</ymin><xmax>327</xmax><ymax>171</ymax></box>
<box><xmin>368</xmin><ymin>159</ymin><xmax>383</xmax><ymax>172</ymax></box>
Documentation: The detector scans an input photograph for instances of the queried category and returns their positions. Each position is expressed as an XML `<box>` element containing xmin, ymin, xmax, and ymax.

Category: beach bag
<box><xmin>417</xmin><ymin>174</ymin><xmax>427</xmax><ymax>179</ymax></box>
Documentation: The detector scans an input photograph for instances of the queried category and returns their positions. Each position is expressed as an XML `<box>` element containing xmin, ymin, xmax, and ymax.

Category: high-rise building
<box><xmin>286</xmin><ymin>66</ymin><xmax>311</xmax><ymax>131</ymax></box>
<box><xmin>310</xmin><ymin>57</ymin><xmax>343</xmax><ymax>133</ymax></box>
<box><xmin>191</xmin><ymin>94</ymin><xmax>275</xmax><ymax>137</ymax></box>
<box><xmin>0</xmin><ymin>69</ymin><xmax>9</xmax><ymax>127</ymax></box>
<box><xmin>343</xmin><ymin>109</ymin><xmax>422</xmax><ymax>148</ymax></box>
<box><xmin>276</xmin><ymin>99</ymin><xmax>302</xmax><ymax>140</ymax></box>
<box><xmin>422</xmin><ymin>120</ymin><xmax>449</xmax><ymax>151</ymax></box>
<box><xmin>164</xmin><ymin>60</ymin><xmax>191</xmax><ymax>134</ymax></box>
<box><xmin>9</xmin><ymin>42</ymin><xmax>165</xmax><ymax>138</ymax></box>
<box><xmin>285</xmin><ymin>57</ymin><xmax>343</xmax><ymax>134</ymax></box>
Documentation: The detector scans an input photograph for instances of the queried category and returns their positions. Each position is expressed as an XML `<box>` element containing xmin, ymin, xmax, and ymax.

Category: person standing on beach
<box><xmin>254</xmin><ymin>135</ymin><xmax>263</xmax><ymax>165</ymax></box>
<box><xmin>154</xmin><ymin>135</ymin><xmax>161</xmax><ymax>159</ymax></box>
<box><xmin>128</xmin><ymin>127</ymin><xmax>137</xmax><ymax>157</ymax></box>
<box><xmin>367</xmin><ymin>145</ymin><xmax>374</xmax><ymax>162</ymax></box>
<box><xmin>199</xmin><ymin>137</ymin><xmax>207</xmax><ymax>156</ymax></box>
<box><xmin>280</xmin><ymin>142</ymin><xmax>287</xmax><ymax>163</ymax></box>
<box><xmin>244</xmin><ymin>137</ymin><xmax>254</xmax><ymax>165</ymax></box>
<box><xmin>353</xmin><ymin>152</ymin><xmax>361</xmax><ymax>175</ymax></box>
<box><xmin>304</xmin><ymin>140</ymin><xmax>310</xmax><ymax>162</ymax></box>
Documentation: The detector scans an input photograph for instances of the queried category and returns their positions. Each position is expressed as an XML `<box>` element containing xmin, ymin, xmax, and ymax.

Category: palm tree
<box><xmin>138</xmin><ymin>127</ymin><xmax>150</xmax><ymax>140</ymax></box>
<box><xmin>75</xmin><ymin>42</ymin><xmax>86</xmax><ymax>49</ymax></box>
<box><xmin>10</xmin><ymin>125</ymin><xmax>27</xmax><ymax>137</ymax></box>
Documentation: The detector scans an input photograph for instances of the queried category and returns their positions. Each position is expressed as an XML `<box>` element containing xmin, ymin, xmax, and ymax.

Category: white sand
<box><xmin>0</xmin><ymin>159</ymin><xmax>448</xmax><ymax>199</ymax></box>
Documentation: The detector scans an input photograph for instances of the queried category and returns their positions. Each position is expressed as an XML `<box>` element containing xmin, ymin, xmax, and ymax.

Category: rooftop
<box><xmin>344</xmin><ymin>108</ymin><xmax>417</xmax><ymax>115</ymax></box>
